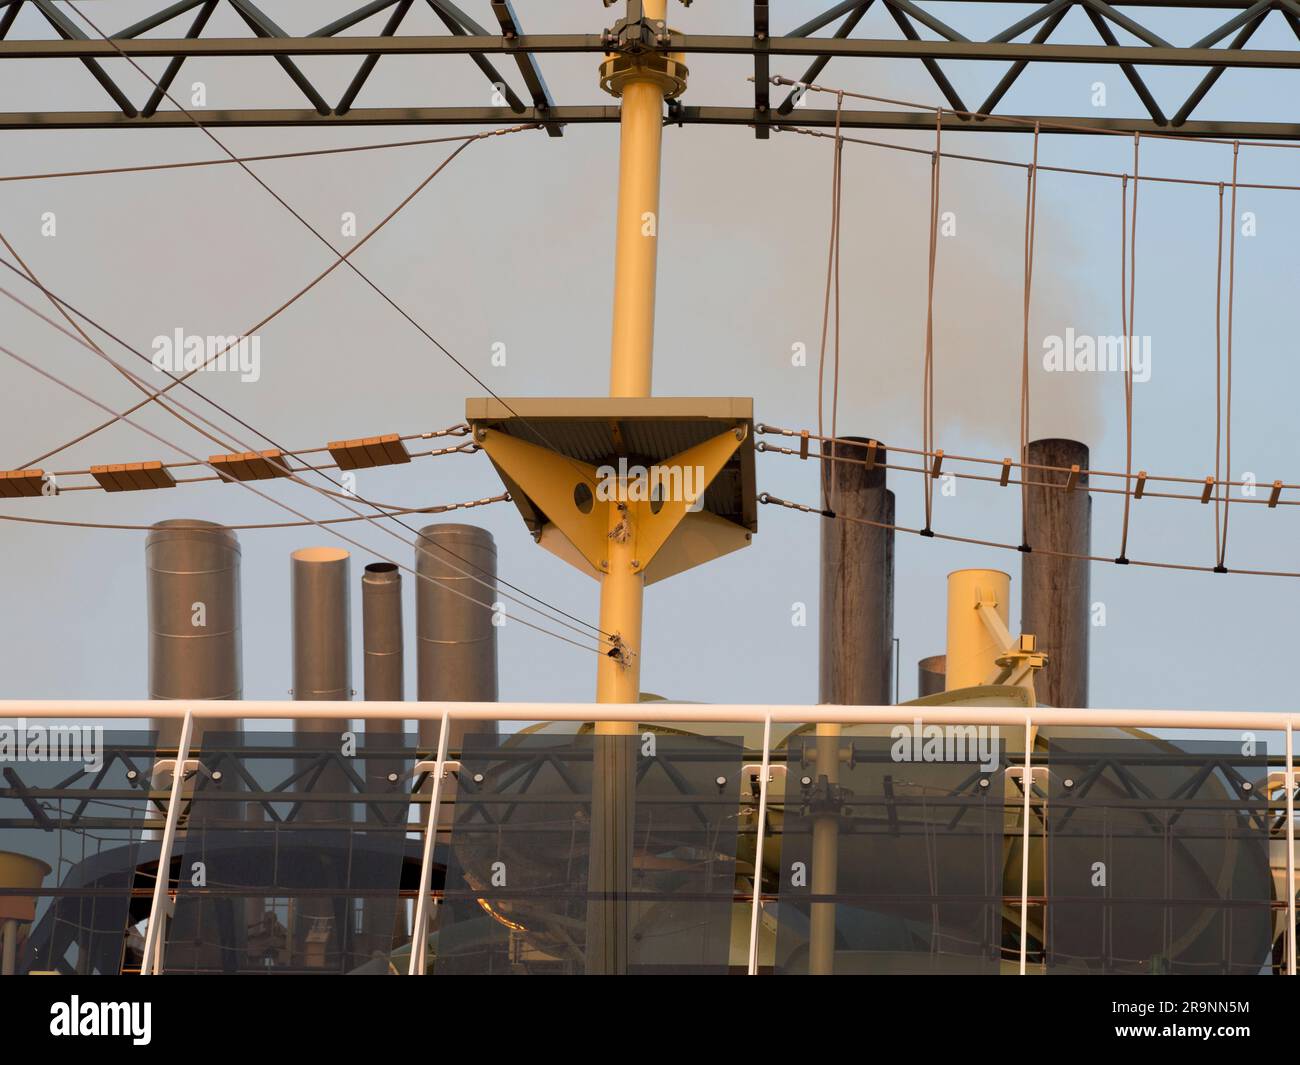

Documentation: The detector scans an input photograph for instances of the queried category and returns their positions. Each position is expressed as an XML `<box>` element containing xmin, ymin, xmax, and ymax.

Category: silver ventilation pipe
<box><xmin>291</xmin><ymin>547</ymin><xmax>352</xmax><ymax>736</ymax></box>
<box><xmin>415</xmin><ymin>524</ymin><xmax>499</xmax><ymax>751</ymax></box>
<box><xmin>362</xmin><ymin>562</ymin><xmax>404</xmax><ymax>728</ymax></box>
<box><xmin>360</xmin><ymin>561</ymin><xmax>404</xmax><ymax>958</ymax></box>
<box><xmin>146</xmin><ymin>519</ymin><xmax>242</xmax><ymax>747</ymax></box>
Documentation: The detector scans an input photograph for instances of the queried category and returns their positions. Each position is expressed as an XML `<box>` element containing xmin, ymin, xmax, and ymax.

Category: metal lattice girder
<box><xmin>6</xmin><ymin>1</ymin><xmax>1300</xmax><ymax>137</ymax></box>
<box><xmin>14</xmin><ymin>29</ymin><xmax>1300</xmax><ymax>68</ymax></box>
<box><xmin>5</xmin><ymin>104</ymin><xmax>1298</xmax><ymax>139</ymax></box>
<box><xmin>490</xmin><ymin>0</ymin><xmax>561</xmax><ymax>136</ymax></box>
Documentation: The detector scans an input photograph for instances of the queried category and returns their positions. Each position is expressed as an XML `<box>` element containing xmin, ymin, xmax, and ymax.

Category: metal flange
<box><xmin>600</xmin><ymin>48</ymin><xmax>689</xmax><ymax>99</ymax></box>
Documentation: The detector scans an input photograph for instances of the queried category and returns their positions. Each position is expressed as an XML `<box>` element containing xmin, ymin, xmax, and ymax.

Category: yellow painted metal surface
<box><xmin>0</xmin><ymin>850</ymin><xmax>51</xmax><ymax>922</ymax></box>
<box><xmin>945</xmin><ymin>569</ymin><xmax>1011</xmax><ymax>692</ymax></box>
<box><xmin>475</xmin><ymin>429</ymin><xmax>608</xmax><ymax>570</ymax></box>
<box><xmin>625</xmin><ymin>426</ymin><xmax>744</xmax><ymax>568</ymax></box>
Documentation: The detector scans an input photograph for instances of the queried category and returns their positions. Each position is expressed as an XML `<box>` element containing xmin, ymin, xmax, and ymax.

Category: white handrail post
<box><xmin>1019</xmin><ymin>716</ymin><xmax>1033</xmax><ymax>976</ymax></box>
<box><xmin>408</xmin><ymin>710</ymin><xmax>451</xmax><ymax>976</ymax></box>
<box><xmin>746</xmin><ymin>713</ymin><xmax>773</xmax><ymax>976</ymax></box>
<box><xmin>1287</xmin><ymin>721</ymin><xmax>1296</xmax><ymax>976</ymax></box>
<box><xmin>140</xmin><ymin>708</ymin><xmax>193</xmax><ymax>976</ymax></box>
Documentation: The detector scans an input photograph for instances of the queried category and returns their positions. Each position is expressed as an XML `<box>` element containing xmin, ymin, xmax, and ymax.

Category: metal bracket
<box><xmin>151</xmin><ymin>758</ymin><xmax>200</xmax><ymax>788</ymax></box>
<box><xmin>601</xmin><ymin>5</ymin><xmax>668</xmax><ymax>53</ymax></box>
<box><xmin>742</xmin><ymin>762</ymin><xmax>786</xmax><ymax>796</ymax></box>
<box><xmin>414</xmin><ymin>759</ymin><xmax>461</xmax><ymax>780</ymax></box>
<box><xmin>1006</xmin><ymin>765</ymin><xmax>1050</xmax><ymax>791</ymax></box>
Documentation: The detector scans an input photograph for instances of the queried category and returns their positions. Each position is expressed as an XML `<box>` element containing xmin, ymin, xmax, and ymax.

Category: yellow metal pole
<box><xmin>597</xmin><ymin>0</ymin><xmax>670</xmax><ymax>720</ymax></box>
<box><xmin>809</xmin><ymin>723</ymin><xmax>841</xmax><ymax>974</ymax></box>
<box><xmin>607</xmin><ymin>72</ymin><xmax>664</xmax><ymax>401</ymax></box>
<box><xmin>587</xmin><ymin>2</ymin><xmax>678</xmax><ymax>975</ymax></box>
<box><xmin>596</xmin><ymin>503</ymin><xmax>644</xmax><ymax>717</ymax></box>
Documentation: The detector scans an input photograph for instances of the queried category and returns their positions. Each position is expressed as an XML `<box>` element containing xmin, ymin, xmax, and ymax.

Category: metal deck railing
<box><xmin>0</xmin><ymin>701</ymin><xmax>1295</xmax><ymax>976</ymax></box>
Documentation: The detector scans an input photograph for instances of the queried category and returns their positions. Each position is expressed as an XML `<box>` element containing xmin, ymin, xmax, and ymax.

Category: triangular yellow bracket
<box><xmin>626</xmin><ymin>426</ymin><xmax>746</xmax><ymax>572</ymax></box>
<box><xmin>475</xmin><ymin>428</ymin><xmax>609</xmax><ymax>572</ymax></box>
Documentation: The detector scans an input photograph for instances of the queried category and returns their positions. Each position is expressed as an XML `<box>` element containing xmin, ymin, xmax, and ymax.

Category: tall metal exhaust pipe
<box><xmin>362</xmin><ymin>562</ymin><xmax>404</xmax><ymax>724</ymax></box>
<box><xmin>291</xmin><ymin>546</ymin><xmax>352</xmax><ymax>735</ymax></box>
<box><xmin>811</xmin><ymin>440</ymin><xmax>892</xmax><ymax>975</ymax></box>
<box><xmin>819</xmin><ymin>439</ymin><xmax>894</xmax><ymax>705</ymax></box>
<box><xmin>415</xmin><ymin>524</ymin><xmax>499</xmax><ymax>750</ymax></box>
<box><xmin>146</xmin><ymin>519</ymin><xmax>242</xmax><ymax>746</ymax></box>
<box><xmin>360</xmin><ymin>561</ymin><xmax>404</xmax><ymax>958</ymax></box>
<box><xmin>289</xmin><ymin>546</ymin><xmax>351</xmax><ymax>967</ymax></box>
<box><xmin>1021</xmin><ymin>438</ymin><xmax>1091</xmax><ymax>708</ymax></box>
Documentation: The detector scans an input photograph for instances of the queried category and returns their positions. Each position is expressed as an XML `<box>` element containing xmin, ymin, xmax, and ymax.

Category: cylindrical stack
<box><xmin>415</xmin><ymin>524</ymin><xmax>498</xmax><ymax>749</ymax></box>
<box><xmin>917</xmin><ymin>654</ymin><xmax>947</xmax><ymax>697</ymax></box>
<box><xmin>819</xmin><ymin>438</ymin><xmax>894</xmax><ymax>705</ymax></box>
<box><xmin>291</xmin><ymin>547</ymin><xmax>351</xmax><ymax>736</ymax></box>
<box><xmin>945</xmin><ymin>569</ymin><xmax>1011</xmax><ymax>691</ymax></box>
<box><xmin>360</xmin><ymin>561</ymin><xmax>404</xmax><ymax>956</ymax></box>
<box><xmin>146</xmin><ymin>519</ymin><xmax>242</xmax><ymax>746</ymax></box>
<box><xmin>362</xmin><ymin>562</ymin><xmax>404</xmax><ymax>731</ymax></box>
<box><xmin>1021</xmin><ymin>438</ymin><xmax>1091</xmax><ymax>708</ymax></box>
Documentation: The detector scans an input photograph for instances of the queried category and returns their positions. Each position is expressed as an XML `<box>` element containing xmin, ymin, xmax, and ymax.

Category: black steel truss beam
<box><xmin>9</xmin><ymin>34</ymin><xmax>1300</xmax><ymax>70</ymax></box>
<box><xmin>4</xmin><ymin>0</ymin><xmax>1300</xmax><ymax>139</ymax></box>
<box><xmin>777</xmin><ymin>3</ymin><xmax>873</xmax><ymax>115</ymax></box>
<box><xmin>335</xmin><ymin>0</ymin><xmax>411</xmax><ymax>115</ymax></box>
<box><xmin>27</xmin><ymin>0</ymin><xmax>137</xmax><ymax>116</ymax></box>
<box><xmin>142</xmin><ymin>0</ymin><xmax>215</xmax><ymax>118</ymax></box>
<box><xmin>491</xmin><ymin>0</ymin><xmax>561</xmax><ymax>136</ymax></box>
<box><xmin>4</xmin><ymin>103</ymin><xmax>1296</xmax><ymax>139</ymax></box>
<box><xmin>425</xmin><ymin>1</ymin><xmax>527</xmax><ymax>115</ymax></box>
<box><xmin>754</xmin><ymin>1</ymin><xmax>769</xmax><ymax>138</ymax></box>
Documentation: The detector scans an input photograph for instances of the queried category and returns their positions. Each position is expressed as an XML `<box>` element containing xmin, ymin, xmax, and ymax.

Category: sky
<box><xmin>2</xmin><ymin>0</ymin><xmax>1300</xmax><ymax>714</ymax></box>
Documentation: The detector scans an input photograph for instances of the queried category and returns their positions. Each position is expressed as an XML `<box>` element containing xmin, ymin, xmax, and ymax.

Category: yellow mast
<box><xmin>596</xmin><ymin>0</ymin><xmax>675</xmax><ymax>721</ymax></box>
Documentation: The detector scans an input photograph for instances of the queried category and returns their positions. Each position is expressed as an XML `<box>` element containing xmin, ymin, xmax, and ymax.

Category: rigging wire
<box><xmin>60</xmin><ymin>1</ymin><xmax>603</xmax><ymax>501</ymax></box>
<box><xmin>0</xmin><ymin>336</ymin><xmax>607</xmax><ymax>656</ymax></box>
<box><xmin>0</xmin><ymin>267</ymin><xmax>612</xmax><ymax>643</ymax></box>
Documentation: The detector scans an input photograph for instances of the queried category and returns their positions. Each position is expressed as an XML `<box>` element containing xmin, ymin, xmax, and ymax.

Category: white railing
<box><xmin>1</xmin><ymin>700</ymin><xmax>1296</xmax><ymax>976</ymax></box>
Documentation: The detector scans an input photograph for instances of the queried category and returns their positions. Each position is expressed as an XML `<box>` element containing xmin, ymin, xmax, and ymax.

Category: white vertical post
<box><xmin>1287</xmin><ymin>722</ymin><xmax>1295</xmax><ymax>976</ymax></box>
<box><xmin>746</xmin><ymin>713</ymin><xmax>773</xmax><ymax>976</ymax></box>
<box><xmin>1019</xmin><ymin>716</ymin><xmax>1033</xmax><ymax>976</ymax></box>
<box><xmin>140</xmin><ymin>708</ymin><xmax>193</xmax><ymax>976</ymax></box>
<box><xmin>408</xmin><ymin>711</ymin><xmax>451</xmax><ymax>976</ymax></box>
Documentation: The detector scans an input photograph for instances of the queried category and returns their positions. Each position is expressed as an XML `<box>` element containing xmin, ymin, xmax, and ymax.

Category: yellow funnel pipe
<box><xmin>0</xmin><ymin>850</ymin><xmax>51</xmax><ymax>976</ymax></box>
<box><xmin>944</xmin><ymin>569</ymin><xmax>1011</xmax><ymax>691</ymax></box>
<box><xmin>0</xmin><ymin>850</ymin><xmax>51</xmax><ymax>923</ymax></box>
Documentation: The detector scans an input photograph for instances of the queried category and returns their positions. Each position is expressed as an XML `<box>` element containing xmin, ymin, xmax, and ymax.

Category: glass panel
<box><xmin>165</xmin><ymin>730</ymin><xmax>414</xmax><ymax>975</ymax></box>
<box><xmin>0</xmin><ymin>725</ymin><xmax>156</xmax><ymax>975</ymax></box>
<box><xmin>434</xmin><ymin>732</ymin><xmax>742</xmax><ymax>974</ymax></box>
<box><xmin>775</xmin><ymin>727</ymin><xmax>1006</xmax><ymax>974</ymax></box>
<box><xmin>1042</xmin><ymin>733</ymin><xmax>1273</xmax><ymax>975</ymax></box>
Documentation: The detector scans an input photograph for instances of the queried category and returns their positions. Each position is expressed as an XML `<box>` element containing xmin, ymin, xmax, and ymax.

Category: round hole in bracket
<box><xmin>574</xmin><ymin>482</ymin><xmax>594</xmax><ymax>514</ymax></box>
<box><xmin>649</xmin><ymin>483</ymin><xmax>665</xmax><ymax>515</ymax></box>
